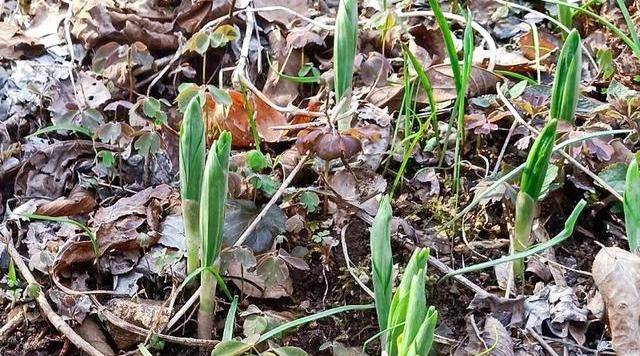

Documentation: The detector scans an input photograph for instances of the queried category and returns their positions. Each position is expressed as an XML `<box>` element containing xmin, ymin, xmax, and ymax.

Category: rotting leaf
<box><xmin>35</xmin><ymin>185</ymin><xmax>96</xmax><ymax>217</ymax></box>
<box><xmin>295</xmin><ymin>128</ymin><xmax>363</xmax><ymax>161</ymax></box>
<box><xmin>593</xmin><ymin>247</ymin><xmax>640</xmax><ymax>354</ymax></box>
<box><xmin>205</xmin><ymin>89</ymin><xmax>287</xmax><ymax>148</ymax></box>
<box><xmin>223</xmin><ymin>199</ymin><xmax>287</xmax><ymax>253</ymax></box>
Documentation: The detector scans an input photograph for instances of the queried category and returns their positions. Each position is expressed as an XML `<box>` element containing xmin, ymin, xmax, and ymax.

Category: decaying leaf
<box><xmin>295</xmin><ymin>128</ymin><xmax>363</xmax><ymax>161</ymax></box>
<box><xmin>104</xmin><ymin>298</ymin><xmax>170</xmax><ymax>349</ymax></box>
<box><xmin>205</xmin><ymin>89</ymin><xmax>287</xmax><ymax>148</ymax></box>
<box><xmin>593</xmin><ymin>247</ymin><xmax>640</xmax><ymax>354</ymax></box>
<box><xmin>35</xmin><ymin>185</ymin><xmax>96</xmax><ymax>217</ymax></box>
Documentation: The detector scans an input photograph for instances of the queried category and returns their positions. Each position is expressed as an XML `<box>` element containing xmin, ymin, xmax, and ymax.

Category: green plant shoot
<box><xmin>549</xmin><ymin>29</ymin><xmax>582</xmax><ymax>123</ymax></box>
<box><xmin>198</xmin><ymin>131</ymin><xmax>232</xmax><ymax>339</ymax></box>
<box><xmin>180</xmin><ymin>96</ymin><xmax>206</xmax><ymax>275</ymax></box>
<box><xmin>370</xmin><ymin>195</ymin><xmax>393</xmax><ymax>338</ymax></box>
<box><xmin>557</xmin><ymin>0</ymin><xmax>573</xmax><ymax>31</ymax></box>
<box><xmin>334</xmin><ymin>0</ymin><xmax>358</xmax><ymax>130</ymax></box>
<box><xmin>513</xmin><ymin>118</ymin><xmax>558</xmax><ymax>278</ymax></box>
<box><xmin>624</xmin><ymin>154</ymin><xmax>640</xmax><ymax>252</ymax></box>
<box><xmin>386</xmin><ymin>248</ymin><xmax>437</xmax><ymax>356</ymax></box>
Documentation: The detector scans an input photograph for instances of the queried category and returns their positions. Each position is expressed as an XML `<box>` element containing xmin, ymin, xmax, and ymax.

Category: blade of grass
<box><xmin>334</xmin><ymin>0</ymin><xmax>358</xmax><ymax>130</ymax></box>
<box><xmin>452</xmin><ymin>10</ymin><xmax>475</xmax><ymax>204</ymax></box>
<box><xmin>265</xmin><ymin>55</ymin><xmax>321</xmax><ymax>83</ymax></box>
<box><xmin>222</xmin><ymin>296</ymin><xmax>239</xmax><ymax>341</ymax></box>
<box><xmin>624</xmin><ymin>154</ymin><xmax>640</xmax><ymax>252</ymax></box>
<box><xmin>28</xmin><ymin>124</ymin><xmax>93</xmax><ymax>139</ymax></box>
<box><xmin>442</xmin><ymin>199</ymin><xmax>586</xmax><ymax>280</ymax></box>
<box><xmin>19</xmin><ymin>213</ymin><xmax>99</xmax><ymax>261</ymax></box>
<box><xmin>257</xmin><ymin>304</ymin><xmax>374</xmax><ymax>343</ymax></box>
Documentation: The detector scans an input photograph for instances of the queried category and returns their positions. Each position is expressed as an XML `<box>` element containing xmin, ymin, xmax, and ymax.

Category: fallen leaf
<box><xmin>295</xmin><ymin>128</ymin><xmax>363</xmax><ymax>161</ymax></box>
<box><xmin>519</xmin><ymin>28</ymin><xmax>561</xmax><ymax>60</ymax></box>
<box><xmin>205</xmin><ymin>90</ymin><xmax>287</xmax><ymax>148</ymax></box>
<box><xmin>223</xmin><ymin>199</ymin><xmax>287</xmax><ymax>253</ymax></box>
<box><xmin>14</xmin><ymin>140</ymin><xmax>99</xmax><ymax>199</ymax></box>
<box><xmin>593</xmin><ymin>247</ymin><xmax>640</xmax><ymax>354</ymax></box>
<box><xmin>35</xmin><ymin>185</ymin><xmax>96</xmax><ymax>217</ymax></box>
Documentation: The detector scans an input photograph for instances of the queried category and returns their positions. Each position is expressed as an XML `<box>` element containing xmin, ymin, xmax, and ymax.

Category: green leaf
<box><xmin>596</xmin><ymin>49</ymin><xmax>614</xmax><ymax>80</ymax></box>
<box><xmin>370</xmin><ymin>195</ymin><xmax>393</xmax><ymax>335</ymax></box>
<box><xmin>249</xmin><ymin>174</ymin><xmax>279</xmax><ymax>197</ymax></box>
<box><xmin>257</xmin><ymin>304</ymin><xmax>374</xmax><ymax>344</ymax></box>
<box><xmin>135</xmin><ymin>131</ymin><xmax>161</xmax><ymax>157</ymax></box>
<box><xmin>624</xmin><ymin>156</ymin><xmax>640</xmax><ymax>251</ymax></box>
<box><xmin>28</xmin><ymin>123</ymin><xmax>93</xmax><ymax>139</ymax></box>
<box><xmin>211</xmin><ymin>340</ymin><xmax>253</xmax><ymax>356</ymax></box>
<box><xmin>200</xmin><ymin>131</ymin><xmax>232</xmax><ymax>267</ymax></box>
<box><xmin>246</xmin><ymin>149</ymin><xmax>269</xmax><ymax>172</ymax></box>
<box><xmin>443</xmin><ymin>199</ymin><xmax>587</xmax><ymax>279</ymax></box>
<box><xmin>508</xmin><ymin>80</ymin><xmax>528</xmax><ymax>99</ymax></box>
<box><xmin>549</xmin><ymin>29</ymin><xmax>582</xmax><ymax>123</ymax></box>
<box><xmin>520</xmin><ymin>119</ymin><xmax>558</xmax><ymax>200</ymax></box>
<box><xmin>176</xmin><ymin>83</ymin><xmax>201</xmax><ymax>113</ymax></box>
<box><xmin>598</xmin><ymin>162</ymin><xmax>628</xmax><ymax>195</ymax></box>
<box><xmin>210</xmin><ymin>25</ymin><xmax>239</xmax><ymax>48</ymax></box>
<box><xmin>97</xmin><ymin>150</ymin><xmax>115</xmax><ymax>168</ymax></box>
<box><xmin>222</xmin><ymin>296</ymin><xmax>239</xmax><ymax>341</ymax></box>
<box><xmin>180</xmin><ymin>96</ymin><xmax>206</xmax><ymax>201</ymax></box>
<box><xmin>272</xmin><ymin>346</ymin><xmax>308</xmax><ymax>356</ymax></box>
<box><xmin>208</xmin><ymin>85</ymin><xmax>232</xmax><ymax>106</ymax></box>
<box><xmin>299</xmin><ymin>191</ymin><xmax>320</xmax><ymax>213</ymax></box>
<box><xmin>334</xmin><ymin>0</ymin><xmax>358</xmax><ymax>129</ymax></box>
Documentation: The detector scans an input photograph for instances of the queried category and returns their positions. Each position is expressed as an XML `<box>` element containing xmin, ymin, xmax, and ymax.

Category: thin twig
<box><xmin>527</xmin><ymin>328</ymin><xmax>561</xmax><ymax>356</ymax></box>
<box><xmin>340</xmin><ymin>224</ymin><xmax>375</xmax><ymax>298</ymax></box>
<box><xmin>234</xmin><ymin>154</ymin><xmax>309</xmax><ymax>247</ymax></box>
<box><xmin>165</xmin><ymin>287</ymin><xmax>201</xmax><ymax>331</ymax></box>
<box><xmin>5</xmin><ymin>238</ymin><xmax>105</xmax><ymax>356</ymax></box>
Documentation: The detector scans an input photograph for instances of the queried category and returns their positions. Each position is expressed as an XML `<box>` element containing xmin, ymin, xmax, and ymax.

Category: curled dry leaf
<box><xmin>593</xmin><ymin>247</ymin><xmax>640</xmax><ymax>354</ymax></box>
<box><xmin>205</xmin><ymin>89</ymin><xmax>287</xmax><ymax>148</ymax></box>
<box><xmin>295</xmin><ymin>128</ymin><xmax>363</xmax><ymax>161</ymax></box>
<box><xmin>35</xmin><ymin>185</ymin><xmax>96</xmax><ymax>217</ymax></box>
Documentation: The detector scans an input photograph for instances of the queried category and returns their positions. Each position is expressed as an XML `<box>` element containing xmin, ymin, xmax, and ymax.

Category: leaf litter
<box><xmin>1</xmin><ymin>0</ymin><xmax>640</xmax><ymax>355</ymax></box>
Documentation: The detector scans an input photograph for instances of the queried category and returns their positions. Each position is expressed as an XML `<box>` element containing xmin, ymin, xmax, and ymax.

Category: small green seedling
<box><xmin>198</xmin><ymin>131</ymin><xmax>232</xmax><ymax>340</ymax></box>
<box><xmin>370</xmin><ymin>195</ymin><xmax>393</xmax><ymax>338</ymax></box>
<box><xmin>180</xmin><ymin>96</ymin><xmax>206</xmax><ymax>275</ymax></box>
<box><xmin>386</xmin><ymin>248</ymin><xmax>438</xmax><ymax>356</ymax></box>
<box><xmin>513</xmin><ymin>118</ymin><xmax>558</xmax><ymax>278</ymax></box>
<box><xmin>624</xmin><ymin>154</ymin><xmax>640</xmax><ymax>252</ymax></box>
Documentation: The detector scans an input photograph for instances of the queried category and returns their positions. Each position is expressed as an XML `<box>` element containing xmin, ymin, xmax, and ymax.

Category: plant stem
<box><xmin>513</xmin><ymin>191</ymin><xmax>536</xmax><ymax>279</ymax></box>
<box><xmin>182</xmin><ymin>199</ymin><xmax>200</xmax><ymax>275</ymax></box>
<box><xmin>197</xmin><ymin>269</ymin><xmax>218</xmax><ymax>339</ymax></box>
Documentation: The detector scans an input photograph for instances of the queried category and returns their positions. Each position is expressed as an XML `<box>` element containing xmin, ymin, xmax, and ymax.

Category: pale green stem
<box><xmin>513</xmin><ymin>191</ymin><xmax>536</xmax><ymax>279</ymax></box>
<box><xmin>182</xmin><ymin>199</ymin><xmax>200</xmax><ymax>275</ymax></box>
<box><xmin>197</xmin><ymin>269</ymin><xmax>218</xmax><ymax>339</ymax></box>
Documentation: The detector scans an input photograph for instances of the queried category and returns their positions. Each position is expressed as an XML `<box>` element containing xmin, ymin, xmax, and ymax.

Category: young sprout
<box><xmin>197</xmin><ymin>131</ymin><xmax>232</xmax><ymax>340</ymax></box>
<box><xmin>386</xmin><ymin>248</ymin><xmax>437</xmax><ymax>356</ymax></box>
<box><xmin>513</xmin><ymin>119</ymin><xmax>558</xmax><ymax>277</ymax></box>
<box><xmin>334</xmin><ymin>0</ymin><xmax>358</xmax><ymax>130</ymax></box>
<box><xmin>557</xmin><ymin>0</ymin><xmax>573</xmax><ymax>31</ymax></box>
<box><xmin>180</xmin><ymin>97</ymin><xmax>206</xmax><ymax>275</ymax></box>
<box><xmin>370</xmin><ymin>195</ymin><xmax>393</xmax><ymax>338</ymax></box>
<box><xmin>512</xmin><ymin>30</ymin><xmax>581</xmax><ymax>278</ymax></box>
<box><xmin>549</xmin><ymin>29</ymin><xmax>582</xmax><ymax>123</ymax></box>
<box><xmin>624</xmin><ymin>154</ymin><xmax>640</xmax><ymax>252</ymax></box>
